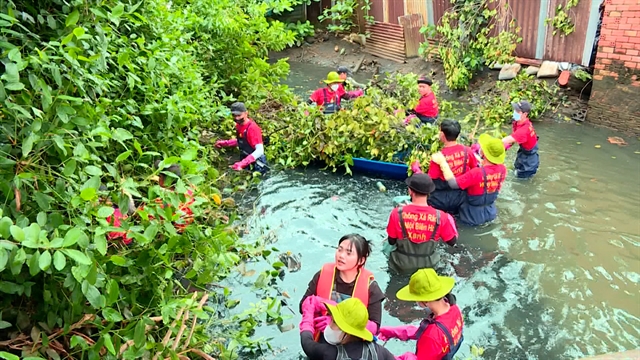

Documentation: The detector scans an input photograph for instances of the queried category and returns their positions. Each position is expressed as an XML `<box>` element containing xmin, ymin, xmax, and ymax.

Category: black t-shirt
<box><xmin>300</xmin><ymin>331</ymin><xmax>396</xmax><ymax>360</ymax></box>
<box><xmin>299</xmin><ymin>269</ymin><xmax>386</xmax><ymax>329</ymax></box>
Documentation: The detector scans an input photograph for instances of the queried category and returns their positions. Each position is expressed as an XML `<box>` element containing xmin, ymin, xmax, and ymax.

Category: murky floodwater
<box><xmin>227</xmin><ymin>63</ymin><xmax>640</xmax><ymax>360</ymax></box>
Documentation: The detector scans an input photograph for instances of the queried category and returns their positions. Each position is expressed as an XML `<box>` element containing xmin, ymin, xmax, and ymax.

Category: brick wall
<box><xmin>588</xmin><ymin>0</ymin><xmax>640</xmax><ymax>135</ymax></box>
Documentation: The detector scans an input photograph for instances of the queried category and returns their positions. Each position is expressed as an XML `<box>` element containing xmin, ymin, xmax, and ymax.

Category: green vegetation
<box><xmin>0</xmin><ymin>0</ymin><xmax>304</xmax><ymax>358</ymax></box>
<box><xmin>546</xmin><ymin>0</ymin><xmax>580</xmax><ymax>37</ymax></box>
<box><xmin>419</xmin><ymin>0</ymin><xmax>522</xmax><ymax>90</ymax></box>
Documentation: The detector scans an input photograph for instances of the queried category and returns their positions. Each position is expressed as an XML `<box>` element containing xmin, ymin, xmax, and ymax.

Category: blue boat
<box><xmin>351</xmin><ymin>158</ymin><xmax>409</xmax><ymax>180</ymax></box>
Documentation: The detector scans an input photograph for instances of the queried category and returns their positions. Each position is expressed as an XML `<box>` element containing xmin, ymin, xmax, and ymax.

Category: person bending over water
<box><xmin>300</xmin><ymin>297</ymin><xmax>395</xmax><ymax>360</ymax></box>
<box><xmin>299</xmin><ymin>234</ymin><xmax>385</xmax><ymax>340</ymax></box>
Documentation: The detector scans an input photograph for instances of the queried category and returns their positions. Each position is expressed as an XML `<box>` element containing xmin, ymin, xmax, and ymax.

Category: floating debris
<box><xmin>607</xmin><ymin>137</ymin><xmax>627</xmax><ymax>146</ymax></box>
<box><xmin>278</xmin><ymin>251</ymin><xmax>302</xmax><ymax>272</ymax></box>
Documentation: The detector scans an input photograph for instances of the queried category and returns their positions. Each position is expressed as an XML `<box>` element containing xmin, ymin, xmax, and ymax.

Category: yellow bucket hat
<box><xmin>478</xmin><ymin>133</ymin><xmax>506</xmax><ymax>165</ymax></box>
<box><xmin>323</xmin><ymin>71</ymin><xmax>345</xmax><ymax>84</ymax></box>
<box><xmin>396</xmin><ymin>268</ymin><xmax>455</xmax><ymax>302</ymax></box>
<box><xmin>324</xmin><ymin>298</ymin><xmax>373</xmax><ymax>341</ymax></box>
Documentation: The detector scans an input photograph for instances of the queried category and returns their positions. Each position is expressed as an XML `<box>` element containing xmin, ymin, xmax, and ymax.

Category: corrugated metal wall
<box><xmin>543</xmin><ymin>0</ymin><xmax>594</xmax><ymax>64</ymax></box>
<box><xmin>361</xmin><ymin>0</ymin><xmax>597</xmax><ymax>65</ymax></box>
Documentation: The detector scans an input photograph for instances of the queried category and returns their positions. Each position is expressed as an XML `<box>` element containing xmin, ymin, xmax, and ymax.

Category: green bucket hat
<box><xmin>324</xmin><ymin>298</ymin><xmax>373</xmax><ymax>341</ymax></box>
<box><xmin>396</xmin><ymin>268</ymin><xmax>455</xmax><ymax>302</ymax></box>
<box><xmin>323</xmin><ymin>71</ymin><xmax>345</xmax><ymax>84</ymax></box>
<box><xmin>478</xmin><ymin>133</ymin><xmax>506</xmax><ymax>165</ymax></box>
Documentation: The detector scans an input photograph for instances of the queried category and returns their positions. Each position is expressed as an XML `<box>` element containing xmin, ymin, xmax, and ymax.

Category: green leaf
<box><xmin>84</xmin><ymin>165</ymin><xmax>102</xmax><ymax>176</ymax></box>
<box><xmin>28</xmin><ymin>251</ymin><xmax>41</xmax><ymax>276</ymax></box>
<box><xmin>73</xmin><ymin>26</ymin><xmax>85</xmax><ymax>38</ymax></box>
<box><xmin>115</xmin><ymin>150</ymin><xmax>132</xmax><ymax>163</ymax></box>
<box><xmin>0</xmin><ymin>249</ymin><xmax>8</xmax><ymax>272</ymax></box>
<box><xmin>61</xmin><ymin>249</ymin><xmax>91</xmax><ymax>265</ymax></box>
<box><xmin>133</xmin><ymin>319</ymin><xmax>145</xmax><ymax>347</ymax></box>
<box><xmin>34</xmin><ymin>192</ymin><xmax>52</xmax><ymax>210</ymax></box>
<box><xmin>0</xmin><ymin>217</ymin><xmax>13</xmax><ymax>238</ymax></box>
<box><xmin>103</xmin><ymin>333</ymin><xmax>116</xmax><ymax>355</ymax></box>
<box><xmin>66</xmin><ymin>10</ymin><xmax>79</xmax><ymax>27</ymax></box>
<box><xmin>52</xmin><ymin>136</ymin><xmax>67</xmax><ymax>155</ymax></box>
<box><xmin>37</xmin><ymin>212</ymin><xmax>47</xmax><ymax>227</ymax></box>
<box><xmin>61</xmin><ymin>33</ymin><xmax>74</xmax><ymax>46</ymax></box>
<box><xmin>106</xmin><ymin>279</ymin><xmax>119</xmax><ymax>305</ymax></box>
<box><xmin>39</xmin><ymin>251</ymin><xmax>52</xmax><ymax>271</ymax></box>
<box><xmin>2</xmin><ymin>62</ymin><xmax>18</xmax><ymax>83</ymax></box>
<box><xmin>80</xmin><ymin>187</ymin><xmax>96</xmax><ymax>201</ymax></box>
<box><xmin>94</xmin><ymin>235</ymin><xmax>107</xmax><ymax>256</ymax></box>
<box><xmin>0</xmin><ymin>320</ymin><xmax>11</xmax><ymax>330</ymax></box>
<box><xmin>9</xmin><ymin>225</ymin><xmax>24</xmax><ymax>242</ymax></box>
<box><xmin>81</xmin><ymin>280</ymin><xmax>104</xmax><ymax>309</ymax></box>
<box><xmin>22</xmin><ymin>133</ymin><xmax>36</xmax><ymax>158</ymax></box>
<box><xmin>109</xmin><ymin>255</ymin><xmax>126</xmax><ymax>266</ymax></box>
<box><xmin>0</xmin><ymin>351</ymin><xmax>20</xmax><ymax>360</ymax></box>
<box><xmin>112</xmin><ymin>128</ymin><xmax>133</xmax><ymax>142</ymax></box>
<box><xmin>102</xmin><ymin>308</ymin><xmax>123</xmax><ymax>323</ymax></box>
<box><xmin>4</xmin><ymin>82</ymin><xmax>24</xmax><ymax>91</ymax></box>
<box><xmin>97</xmin><ymin>207</ymin><xmax>114</xmax><ymax>218</ymax></box>
<box><xmin>53</xmin><ymin>251</ymin><xmax>66</xmax><ymax>271</ymax></box>
<box><xmin>63</xmin><ymin>159</ymin><xmax>76</xmax><ymax>176</ymax></box>
<box><xmin>63</xmin><ymin>228</ymin><xmax>87</xmax><ymax>247</ymax></box>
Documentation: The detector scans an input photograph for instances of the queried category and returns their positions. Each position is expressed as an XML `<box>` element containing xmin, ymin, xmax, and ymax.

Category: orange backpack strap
<box><xmin>316</xmin><ymin>263</ymin><xmax>336</xmax><ymax>301</ymax></box>
<box><xmin>352</xmin><ymin>268</ymin><xmax>374</xmax><ymax>306</ymax></box>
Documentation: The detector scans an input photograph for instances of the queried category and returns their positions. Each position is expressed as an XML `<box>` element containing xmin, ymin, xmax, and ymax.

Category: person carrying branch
<box><xmin>307</xmin><ymin>72</ymin><xmax>363</xmax><ymax>115</ymax></box>
<box><xmin>431</xmin><ymin>134</ymin><xmax>507</xmax><ymax>226</ymax></box>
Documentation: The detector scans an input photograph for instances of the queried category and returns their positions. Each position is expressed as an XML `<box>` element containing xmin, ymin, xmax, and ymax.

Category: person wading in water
<box><xmin>299</xmin><ymin>234</ymin><xmax>385</xmax><ymax>341</ymax></box>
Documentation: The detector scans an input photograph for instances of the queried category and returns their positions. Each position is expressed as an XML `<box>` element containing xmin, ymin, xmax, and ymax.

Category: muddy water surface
<box><xmin>229</xmin><ymin>63</ymin><xmax>640</xmax><ymax>359</ymax></box>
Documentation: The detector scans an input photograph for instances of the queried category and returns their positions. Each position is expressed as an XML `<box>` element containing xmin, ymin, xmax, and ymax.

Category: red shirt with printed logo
<box><xmin>416</xmin><ymin>304</ymin><xmax>464</xmax><ymax>360</ymax></box>
<box><xmin>511</xmin><ymin>119</ymin><xmax>538</xmax><ymax>151</ymax></box>
<box><xmin>309</xmin><ymin>87</ymin><xmax>345</xmax><ymax>108</ymax></box>
<box><xmin>455</xmin><ymin>164</ymin><xmax>507</xmax><ymax>196</ymax></box>
<box><xmin>414</xmin><ymin>92</ymin><xmax>439</xmax><ymax>118</ymax></box>
<box><xmin>428</xmin><ymin>144</ymin><xmax>478</xmax><ymax>181</ymax></box>
<box><xmin>386</xmin><ymin>204</ymin><xmax>458</xmax><ymax>243</ymax></box>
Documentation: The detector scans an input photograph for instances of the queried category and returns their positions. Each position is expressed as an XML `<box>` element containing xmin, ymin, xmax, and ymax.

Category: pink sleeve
<box><xmin>439</xmin><ymin>213</ymin><xmax>458</xmax><ymax>242</ymax></box>
<box><xmin>386</xmin><ymin>209</ymin><xmax>401</xmax><ymax>239</ymax></box>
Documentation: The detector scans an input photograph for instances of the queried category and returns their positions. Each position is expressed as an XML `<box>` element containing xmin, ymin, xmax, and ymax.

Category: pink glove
<box><xmin>300</xmin><ymin>296</ymin><xmax>316</xmax><ymax>333</ymax></box>
<box><xmin>403</xmin><ymin>114</ymin><xmax>416</xmax><ymax>125</ymax></box>
<box><xmin>471</xmin><ymin>143</ymin><xmax>481</xmax><ymax>155</ymax></box>
<box><xmin>215</xmin><ymin>139</ymin><xmax>238</xmax><ymax>148</ymax></box>
<box><xmin>304</xmin><ymin>110</ymin><xmax>310</xmax><ymax>116</ymax></box>
<box><xmin>366</xmin><ymin>320</ymin><xmax>378</xmax><ymax>335</ymax></box>
<box><xmin>231</xmin><ymin>155</ymin><xmax>256</xmax><ymax>171</ymax></box>
<box><xmin>348</xmin><ymin>89</ymin><xmax>364</xmax><ymax>98</ymax></box>
<box><xmin>377</xmin><ymin>325</ymin><xmax>419</xmax><ymax>342</ymax></box>
<box><xmin>314</xmin><ymin>315</ymin><xmax>331</xmax><ymax>333</ymax></box>
<box><xmin>505</xmin><ymin>143</ymin><xmax>513</xmax><ymax>151</ymax></box>
<box><xmin>410</xmin><ymin>160</ymin><xmax>422</xmax><ymax>174</ymax></box>
<box><xmin>395</xmin><ymin>352</ymin><xmax>418</xmax><ymax>360</ymax></box>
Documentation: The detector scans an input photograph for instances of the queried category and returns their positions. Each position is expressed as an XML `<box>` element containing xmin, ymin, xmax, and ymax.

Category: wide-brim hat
<box><xmin>324</xmin><ymin>298</ymin><xmax>373</xmax><ymax>342</ymax></box>
<box><xmin>396</xmin><ymin>268</ymin><xmax>455</xmax><ymax>302</ymax></box>
<box><xmin>323</xmin><ymin>71</ymin><xmax>345</xmax><ymax>84</ymax></box>
<box><xmin>405</xmin><ymin>173</ymin><xmax>435</xmax><ymax>195</ymax></box>
<box><xmin>478</xmin><ymin>133</ymin><xmax>506</xmax><ymax>165</ymax></box>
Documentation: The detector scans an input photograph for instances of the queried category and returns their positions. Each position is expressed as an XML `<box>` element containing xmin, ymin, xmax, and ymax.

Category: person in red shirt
<box><xmin>431</xmin><ymin>134</ymin><xmax>507</xmax><ymax>226</ymax></box>
<box><xmin>150</xmin><ymin>161</ymin><xmax>195</xmax><ymax>234</ymax></box>
<box><xmin>502</xmin><ymin>100</ymin><xmax>539</xmax><ymax>179</ymax></box>
<box><xmin>405</xmin><ymin>76</ymin><xmax>439</xmax><ymax>125</ymax></box>
<box><xmin>307</xmin><ymin>72</ymin><xmax>361</xmax><ymax>115</ymax></box>
<box><xmin>99</xmin><ymin>185</ymin><xmax>136</xmax><ymax>246</ymax></box>
<box><xmin>411</xmin><ymin>120</ymin><xmax>477</xmax><ymax>215</ymax></box>
<box><xmin>377</xmin><ymin>268</ymin><xmax>464</xmax><ymax>360</ymax></box>
<box><xmin>214</xmin><ymin>102</ymin><xmax>268</xmax><ymax>174</ymax></box>
<box><xmin>337</xmin><ymin>66</ymin><xmax>365</xmax><ymax>98</ymax></box>
<box><xmin>385</xmin><ymin>174</ymin><xmax>458</xmax><ymax>275</ymax></box>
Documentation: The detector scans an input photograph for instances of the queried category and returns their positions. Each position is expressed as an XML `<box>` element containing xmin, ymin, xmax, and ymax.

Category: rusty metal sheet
<box><xmin>369</xmin><ymin>0</ymin><xmax>385</xmax><ymax>22</ymax></box>
<box><xmin>543</xmin><ymin>0</ymin><xmax>593</xmax><ymax>63</ymax></box>
<box><xmin>507</xmin><ymin>0</ymin><xmax>542</xmax><ymax>59</ymax></box>
<box><xmin>431</xmin><ymin>0</ymin><xmax>453</xmax><ymax>26</ymax></box>
<box><xmin>365</xmin><ymin>21</ymin><xmax>406</xmax><ymax>63</ymax></box>
<box><xmin>406</xmin><ymin>0</ymin><xmax>429</xmax><ymax>28</ymax></box>
<box><xmin>399</xmin><ymin>14</ymin><xmax>427</xmax><ymax>58</ymax></box>
<box><xmin>388</xmin><ymin>0</ymin><xmax>405</xmax><ymax>24</ymax></box>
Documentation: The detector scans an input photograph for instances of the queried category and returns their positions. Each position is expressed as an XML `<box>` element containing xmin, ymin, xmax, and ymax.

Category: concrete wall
<box><xmin>588</xmin><ymin>0</ymin><xmax>640</xmax><ymax>135</ymax></box>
